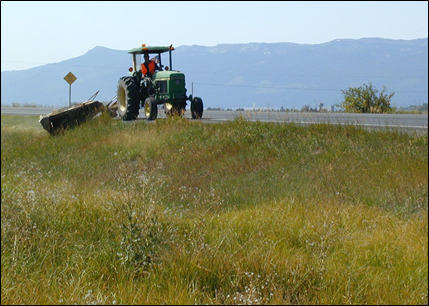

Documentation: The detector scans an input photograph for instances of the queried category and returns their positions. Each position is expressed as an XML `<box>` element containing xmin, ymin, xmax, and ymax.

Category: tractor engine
<box><xmin>152</xmin><ymin>71</ymin><xmax>187</xmax><ymax>103</ymax></box>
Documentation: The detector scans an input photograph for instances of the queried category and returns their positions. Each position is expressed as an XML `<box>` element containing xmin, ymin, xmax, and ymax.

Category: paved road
<box><xmin>2</xmin><ymin>106</ymin><xmax>427</xmax><ymax>133</ymax></box>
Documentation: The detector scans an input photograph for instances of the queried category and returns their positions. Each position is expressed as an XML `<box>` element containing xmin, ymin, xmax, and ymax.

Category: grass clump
<box><xmin>1</xmin><ymin>114</ymin><xmax>427</xmax><ymax>305</ymax></box>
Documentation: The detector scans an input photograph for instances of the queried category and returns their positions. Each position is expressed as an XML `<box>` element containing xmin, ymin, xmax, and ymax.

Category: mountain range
<box><xmin>1</xmin><ymin>38</ymin><xmax>427</xmax><ymax>110</ymax></box>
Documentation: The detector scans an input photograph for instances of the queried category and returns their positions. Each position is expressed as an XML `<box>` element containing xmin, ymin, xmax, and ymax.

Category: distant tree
<box><xmin>337</xmin><ymin>82</ymin><xmax>394</xmax><ymax>113</ymax></box>
<box><xmin>301</xmin><ymin>104</ymin><xmax>311</xmax><ymax>112</ymax></box>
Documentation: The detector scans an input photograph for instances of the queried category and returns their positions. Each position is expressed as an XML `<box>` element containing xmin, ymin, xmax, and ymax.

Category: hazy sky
<box><xmin>1</xmin><ymin>1</ymin><xmax>428</xmax><ymax>71</ymax></box>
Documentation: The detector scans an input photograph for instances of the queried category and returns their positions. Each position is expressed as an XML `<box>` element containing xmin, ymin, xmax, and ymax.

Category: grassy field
<box><xmin>1</xmin><ymin>112</ymin><xmax>427</xmax><ymax>305</ymax></box>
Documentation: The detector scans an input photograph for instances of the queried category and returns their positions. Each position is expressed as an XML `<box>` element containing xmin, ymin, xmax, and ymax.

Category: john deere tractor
<box><xmin>116</xmin><ymin>44</ymin><xmax>203</xmax><ymax>121</ymax></box>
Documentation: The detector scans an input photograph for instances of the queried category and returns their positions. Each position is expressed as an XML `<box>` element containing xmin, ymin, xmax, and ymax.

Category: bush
<box><xmin>337</xmin><ymin>82</ymin><xmax>394</xmax><ymax>113</ymax></box>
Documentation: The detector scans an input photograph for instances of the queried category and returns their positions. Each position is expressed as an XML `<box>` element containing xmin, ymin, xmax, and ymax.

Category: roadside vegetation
<box><xmin>336</xmin><ymin>82</ymin><xmax>395</xmax><ymax>113</ymax></box>
<box><xmin>1</xmin><ymin>113</ymin><xmax>427</xmax><ymax>305</ymax></box>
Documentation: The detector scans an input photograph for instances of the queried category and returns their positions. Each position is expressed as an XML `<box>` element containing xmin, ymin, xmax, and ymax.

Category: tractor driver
<box><xmin>141</xmin><ymin>53</ymin><xmax>162</xmax><ymax>78</ymax></box>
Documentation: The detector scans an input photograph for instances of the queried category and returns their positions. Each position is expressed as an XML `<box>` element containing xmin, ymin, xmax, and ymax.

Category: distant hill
<box><xmin>1</xmin><ymin>38</ymin><xmax>427</xmax><ymax>109</ymax></box>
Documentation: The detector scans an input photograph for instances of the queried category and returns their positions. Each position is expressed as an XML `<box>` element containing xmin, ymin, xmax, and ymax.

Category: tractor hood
<box><xmin>153</xmin><ymin>70</ymin><xmax>184</xmax><ymax>79</ymax></box>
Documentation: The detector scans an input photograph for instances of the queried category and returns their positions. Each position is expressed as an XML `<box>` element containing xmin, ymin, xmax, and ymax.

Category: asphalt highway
<box><xmin>2</xmin><ymin>106</ymin><xmax>427</xmax><ymax>134</ymax></box>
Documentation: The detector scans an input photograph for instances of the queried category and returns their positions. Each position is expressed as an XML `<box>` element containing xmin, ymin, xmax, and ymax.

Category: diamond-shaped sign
<box><xmin>64</xmin><ymin>72</ymin><xmax>77</xmax><ymax>85</ymax></box>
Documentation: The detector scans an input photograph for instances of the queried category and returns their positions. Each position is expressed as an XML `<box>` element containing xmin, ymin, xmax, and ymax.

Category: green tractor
<box><xmin>116</xmin><ymin>44</ymin><xmax>203</xmax><ymax>121</ymax></box>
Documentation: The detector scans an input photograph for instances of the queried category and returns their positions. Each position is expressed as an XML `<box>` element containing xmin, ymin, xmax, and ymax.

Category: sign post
<box><xmin>64</xmin><ymin>72</ymin><xmax>77</xmax><ymax>106</ymax></box>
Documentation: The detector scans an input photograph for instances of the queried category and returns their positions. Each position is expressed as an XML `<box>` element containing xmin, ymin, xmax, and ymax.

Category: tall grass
<box><xmin>1</xmin><ymin>112</ymin><xmax>427</xmax><ymax>304</ymax></box>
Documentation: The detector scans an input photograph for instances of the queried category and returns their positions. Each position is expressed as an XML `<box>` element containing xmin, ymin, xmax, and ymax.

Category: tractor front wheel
<box><xmin>191</xmin><ymin>97</ymin><xmax>204</xmax><ymax>119</ymax></box>
<box><xmin>144</xmin><ymin>97</ymin><xmax>158</xmax><ymax>120</ymax></box>
<box><xmin>117</xmin><ymin>77</ymin><xmax>140</xmax><ymax>121</ymax></box>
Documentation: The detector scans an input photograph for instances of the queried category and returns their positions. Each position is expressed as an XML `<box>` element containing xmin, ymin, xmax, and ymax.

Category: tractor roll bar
<box><xmin>169</xmin><ymin>44</ymin><xmax>173</xmax><ymax>70</ymax></box>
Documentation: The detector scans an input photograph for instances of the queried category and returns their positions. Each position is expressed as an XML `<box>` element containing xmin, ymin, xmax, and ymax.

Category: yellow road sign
<box><xmin>64</xmin><ymin>72</ymin><xmax>77</xmax><ymax>85</ymax></box>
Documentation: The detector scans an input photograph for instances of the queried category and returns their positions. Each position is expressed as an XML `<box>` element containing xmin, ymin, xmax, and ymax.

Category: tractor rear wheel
<box><xmin>144</xmin><ymin>97</ymin><xmax>158</xmax><ymax>120</ymax></box>
<box><xmin>117</xmin><ymin>77</ymin><xmax>140</xmax><ymax>121</ymax></box>
<box><xmin>191</xmin><ymin>97</ymin><xmax>204</xmax><ymax>119</ymax></box>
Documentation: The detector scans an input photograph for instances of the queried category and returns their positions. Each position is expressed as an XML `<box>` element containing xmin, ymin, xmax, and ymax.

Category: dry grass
<box><xmin>1</xmin><ymin>113</ymin><xmax>427</xmax><ymax>304</ymax></box>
